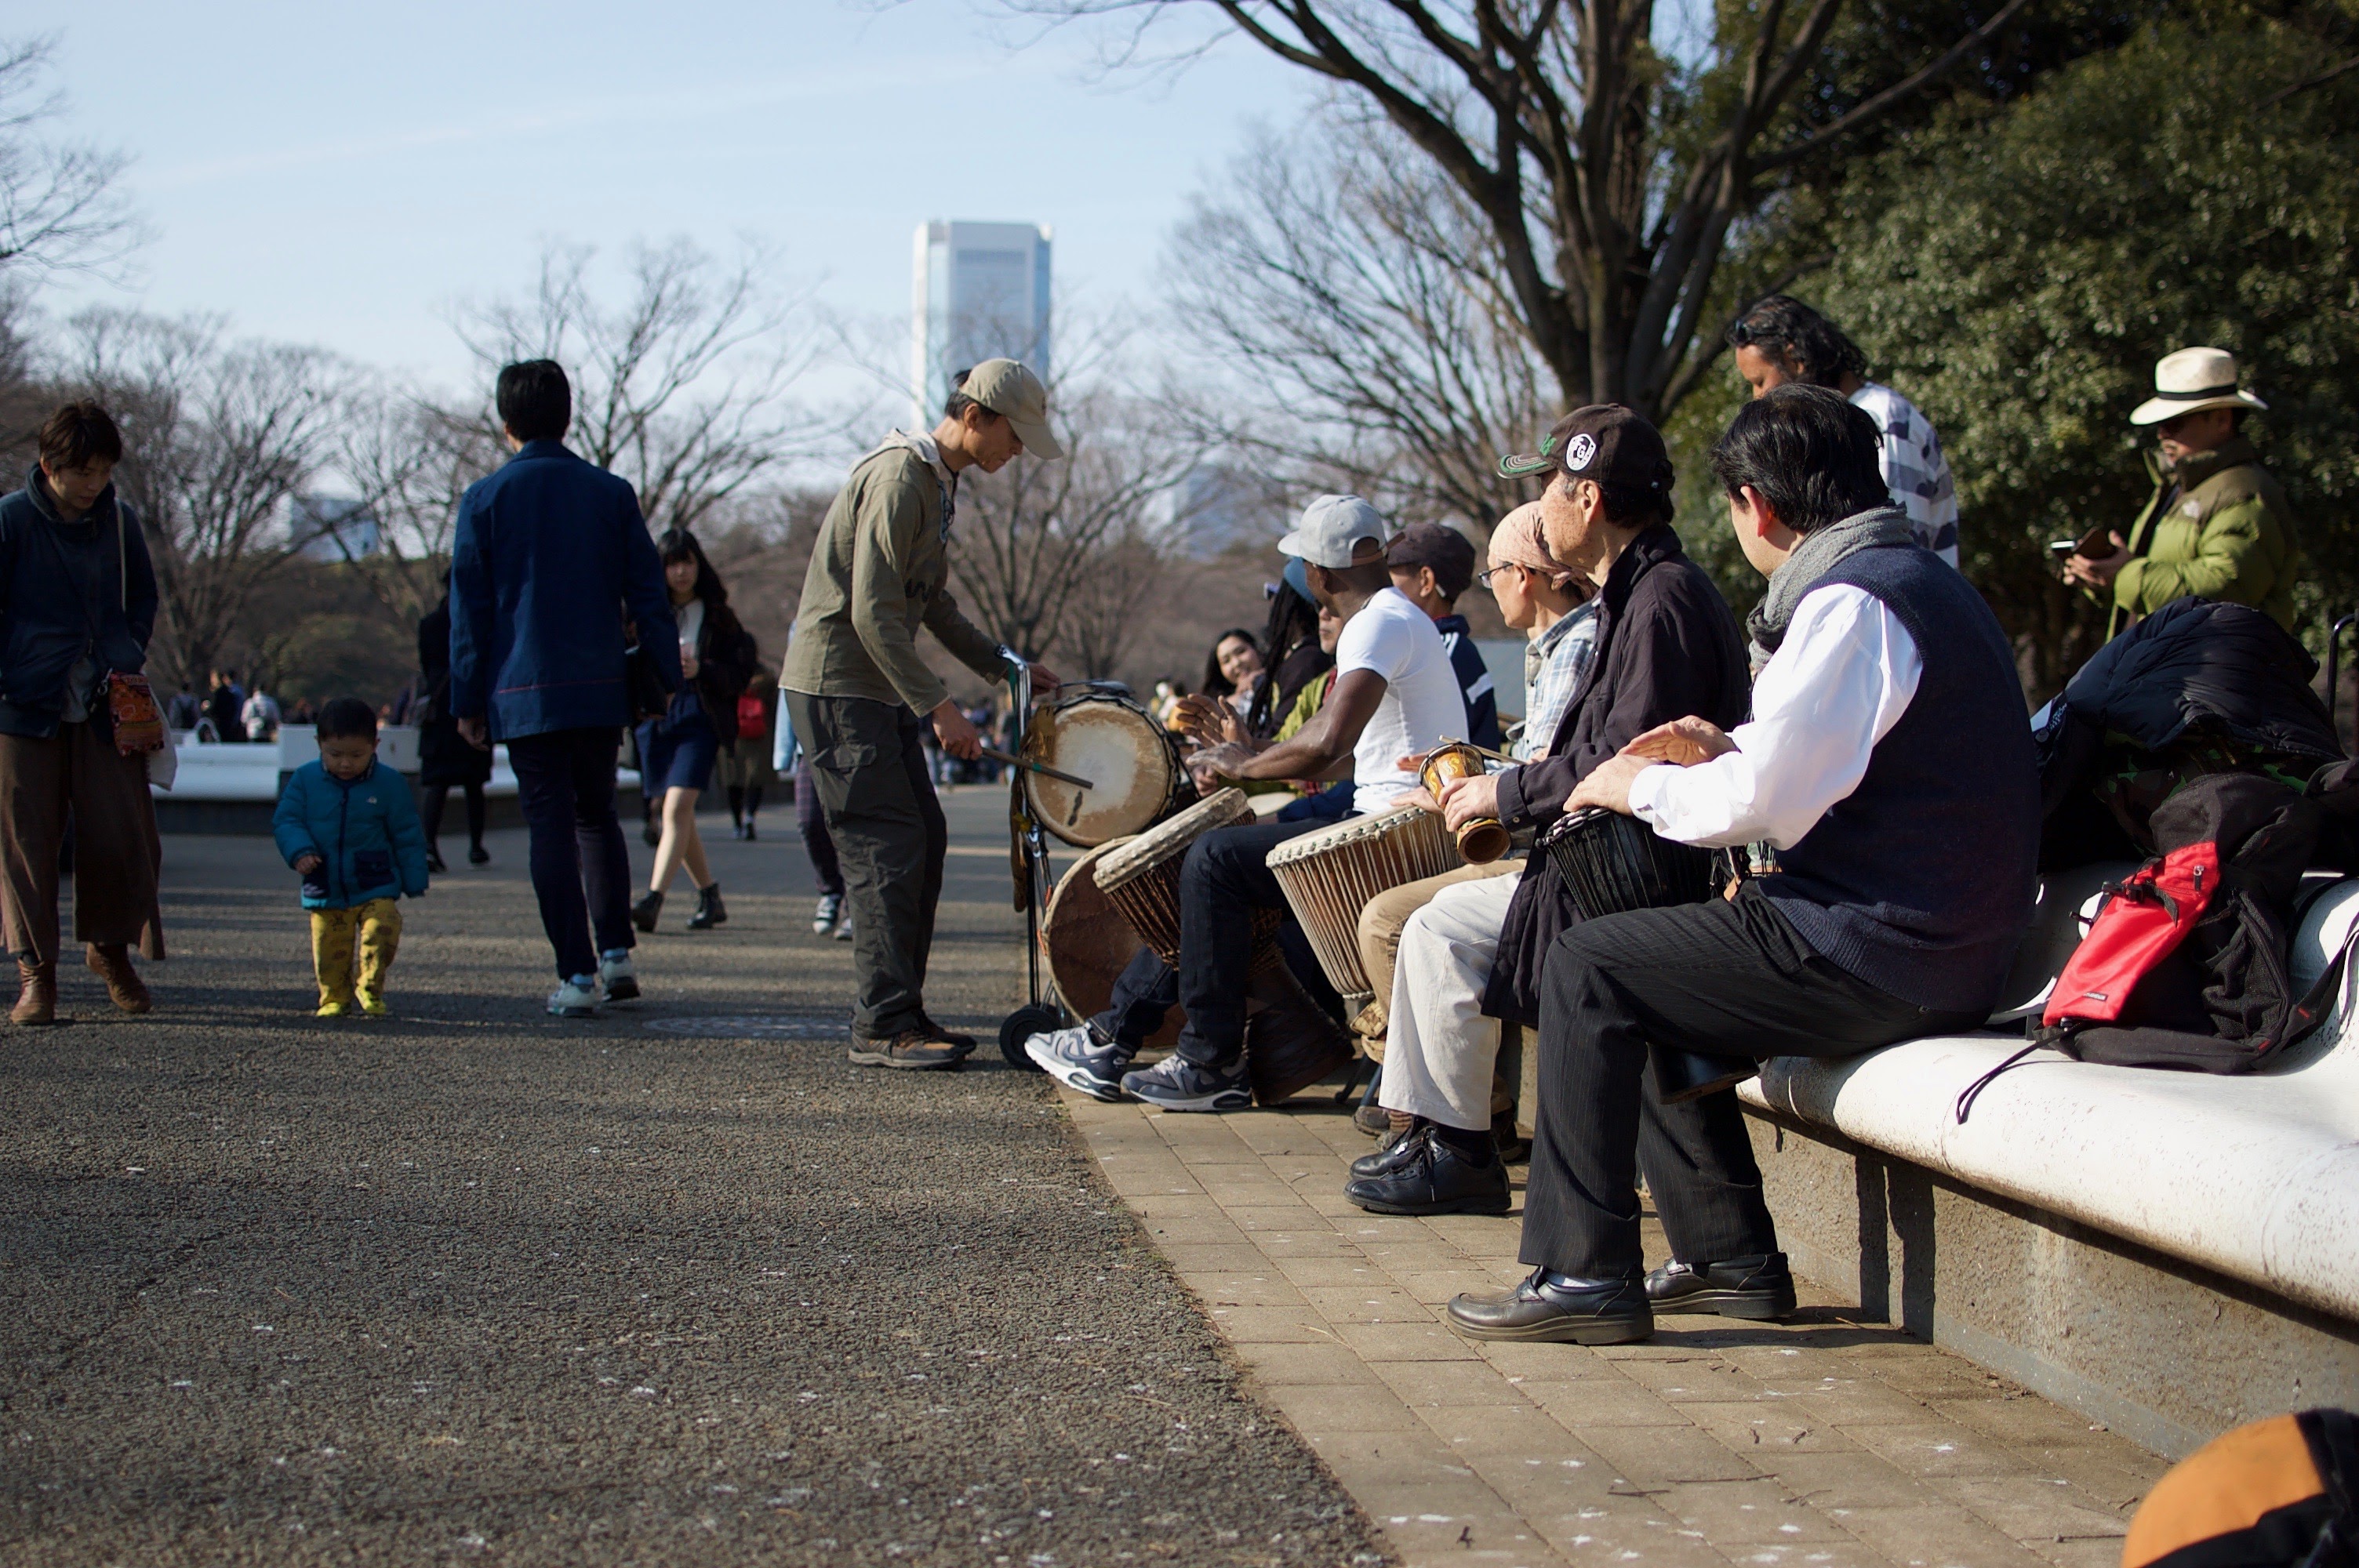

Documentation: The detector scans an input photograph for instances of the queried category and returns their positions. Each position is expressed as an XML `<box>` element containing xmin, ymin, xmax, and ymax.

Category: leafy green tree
<box><xmin>1806</xmin><ymin>19</ymin><xmax>2359</xmax><ymax>694</ymax></box>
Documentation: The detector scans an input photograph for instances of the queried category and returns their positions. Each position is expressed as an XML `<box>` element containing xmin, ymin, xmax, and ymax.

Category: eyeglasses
<box><xmin>1477</xmin><ymin>565</ymin><xmax>1525</xmax><ymax>590</ymax></box>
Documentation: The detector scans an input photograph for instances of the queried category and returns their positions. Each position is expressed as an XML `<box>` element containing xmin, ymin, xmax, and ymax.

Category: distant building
<box><xmin>291</xmin><ymin>494</ymin><xmax>380</xmax><ymax>562</ymax></box>
<box><xmin>911</xmin><ymin>220</ymin><xmax>1052</xmax><ymax>425</ymax></box>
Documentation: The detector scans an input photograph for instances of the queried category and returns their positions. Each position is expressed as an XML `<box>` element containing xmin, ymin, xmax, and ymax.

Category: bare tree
<box><xmin>60</xmin><ymin>310</ymin><xmax>343</xmax><ymax>688</ymax></box>
<box><xmin>323</xmin><ymin>387</ymin><xmax>503</xmax><ymax>624</ymax></box>
<box><xmin>1012</xmin><ymin>0</ymin><xmax>2034</xmax><ymax>423</ymax></box>
<box><xmin>1169</xmin><ymin>114</ymin><xmax>1549</xmax><ymax>529</ymax></box>
<box><xmin>0</xmin><ymin>36</ymin><xmax>144</xmax><ymax>278</ymax></box>
<box><xmin>949</xmin><ymin>332</ymin><xmax>1211</xmax><ymax>662</ymax></box>
<box><xmin>456</xmin><ymin>238</ymin><xmax>844</xmax><ymax>533</ymax></box>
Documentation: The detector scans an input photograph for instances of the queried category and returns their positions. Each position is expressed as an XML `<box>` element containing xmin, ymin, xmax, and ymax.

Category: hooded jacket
<box><xmin>273</xmin><ymin>758</ymin><xmax>431</xmax><ymax>911</ymax></box>
<box><xmin>1481</xmin><ymin>524</ymin><xmax>1750</xmax><ymax>1025</ymax></box>
<box><xmin>0</xmin><ymin>466</ymin><xmax>158</xmax><ymax>740</ymax></box>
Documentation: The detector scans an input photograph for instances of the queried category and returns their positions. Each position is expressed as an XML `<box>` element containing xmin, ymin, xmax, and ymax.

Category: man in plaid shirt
<box><xmin>1727</xmin><ymin>296</ymin><xmax>1961</xmax><ymax>568</ymax></box>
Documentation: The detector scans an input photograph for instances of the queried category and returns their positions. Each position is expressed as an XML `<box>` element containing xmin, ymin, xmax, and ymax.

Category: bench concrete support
<box><xmin>1746</xmin><ymin>1103</ymin><xmax>2359</xmax><ymax>1459</ymax></box>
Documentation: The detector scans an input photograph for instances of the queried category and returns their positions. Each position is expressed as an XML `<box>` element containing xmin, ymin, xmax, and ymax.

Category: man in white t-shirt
<box><xmin>1115</xmin><ymin>495</ymin><xmax>1469</xmax><ymax>1112</ymax></box>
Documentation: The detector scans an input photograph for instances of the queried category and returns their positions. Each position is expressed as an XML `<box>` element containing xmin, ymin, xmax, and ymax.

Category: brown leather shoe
<box><xmin>85</xmin><ymin>943</ymin><xmax>152</xmax><ymax>1014</ymax></box>
<box><xmin>846</xmin><ymin>1029</ymin><xmax>965</xmax><ymax>1071</ymax></box>
<box><xmin>12</xmin><ymin>960</ymin><xmax>56</xmax><ymax>1025</ymax></box>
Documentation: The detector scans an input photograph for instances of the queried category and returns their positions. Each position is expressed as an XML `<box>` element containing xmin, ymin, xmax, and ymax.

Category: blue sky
<box><xmin>36</xmin><ymin>0</ymin><xmax>1318</xmax><ymax>398</ymax></box>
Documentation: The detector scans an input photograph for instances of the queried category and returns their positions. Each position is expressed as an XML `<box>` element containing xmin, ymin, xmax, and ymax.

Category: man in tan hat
<box><xmin>783</xmin><ymin>358</ymin><xmax>1063</xmax><ymax>1070</ymax></box>
<box><xmin>2065</xmin><ymin>347</ymin><xmax>2300</xmax><ymax>639</ymax></box>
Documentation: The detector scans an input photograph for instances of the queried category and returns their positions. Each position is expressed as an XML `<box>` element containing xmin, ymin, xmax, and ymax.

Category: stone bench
<box><xmin>1738</xmin><ymin>866</ymin><xmax>2359</xmax><ymax>1457</ymax></box>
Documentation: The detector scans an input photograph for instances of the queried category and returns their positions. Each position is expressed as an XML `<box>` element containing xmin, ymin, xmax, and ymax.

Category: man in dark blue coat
<box><xmin>449</xmin><ymin>359</ymin><xmax>679</xmax><ymax>1018</ymax></box>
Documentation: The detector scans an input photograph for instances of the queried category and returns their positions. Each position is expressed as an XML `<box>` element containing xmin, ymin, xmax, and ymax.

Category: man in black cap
<box><xmin>1349</xmin><ymin>405</ymin><xmax>1749</xmax><ymax>1218</ymax></box>
<box><xmin>1385</xmin><ymin>522</ymin><xmax>1504</xmax><ymax>752</ymax></box>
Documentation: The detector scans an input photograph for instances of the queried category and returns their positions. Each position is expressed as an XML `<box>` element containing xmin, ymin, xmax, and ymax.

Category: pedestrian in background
<box><xmin>724</xmin><ymin>664</ymin><xmax>776</xmax><ymax>841</ymax></box>
<box><xmin>415</xmin><ymin>580</ymin><xmax>492</xmax><ymax>873</ymax></box>
<box><xmin>449</xmin><ymin>359</ymin><xmax>679</xmax><ymax>1018</ymax></box>
<box><xmin>205</xmin><ymin>671</ymin><xmax>239</xmax><ymax>742</ymax></box>
<box><xmin>166</xmin><ymin>681</ymin><xmax>201</xmax><ymax>731</ymax></box>
<box><xmin>1727</xmin><ymin>294</ymin><xmax>1962</xmax><ymax>568</ymax></box>
<box><xmin>0</xmin><ymin>400</ymin><xmax>163</xmax><ymax>1023</ymax></box>
<box><xmin>241</xmin><ymin>679</ymin><xmax>281</xmax><ymax>741</ymax></box>
<box><xmin>631</xmin><ymin>527</ymin><xmax>754</xmax><ymax>933</ymax></box>
<box><xmin>273</xmin><ymin>698</ymin><xmax>429</xmax><ymax>1017</ymax></box>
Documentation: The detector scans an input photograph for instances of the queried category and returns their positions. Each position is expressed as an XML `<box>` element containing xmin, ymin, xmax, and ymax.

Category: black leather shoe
<box><xmin>1448</xmin><ymin>1269</ymin><xmax>1652</xmax><ymax>1344</ymax></box>
<box><xmin>1348</xmin><ymin>1122</ymin><xmax>1420</xmax><ymax>1179</ymax></box>
<box><xmin>631</xmin><ymin>891</ymin><xmax>663</xmax><ymax>933</ymax></box>
<box><xmin>1645</xmin><ymin>1253</ymin><xmax>1797</xmax><ymax>1320</ymax></box>
<box><xmin>1345</xmin><ymin>1127</ymin><xmax>1510</xmax><ymax>1216</ymax></box>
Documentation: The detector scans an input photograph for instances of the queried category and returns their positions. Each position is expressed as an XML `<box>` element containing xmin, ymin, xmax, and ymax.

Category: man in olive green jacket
<box><xmin>782</xmin><ymin>359</ymin><xmax>1063</xmax><ymax>1070</ymax></box>
<box><xmin>2066</xmin><ymin>347</ymin><xmax>2300</xmax><ymax>639</ymax></box>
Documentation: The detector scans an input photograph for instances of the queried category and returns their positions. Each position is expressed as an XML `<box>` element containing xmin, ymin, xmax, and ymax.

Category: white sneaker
<box><xmin>598</xmin><ymin>950</ymin><xmax>639</xmax><ymax>1004</ymax></box>
<box><xmin>812</xmin><ymin>893</ymin><xmax>843</xmax><ymax>935</ymax></box>
<box><xmin>834</xmin><ymin>912</ymin><xmax>855</xmax><ymax>943</ymax></box>
<box><xmin>547</xmin><ymin>975</ymin><xmax>599</xmax><ymax>1018</ymax></box>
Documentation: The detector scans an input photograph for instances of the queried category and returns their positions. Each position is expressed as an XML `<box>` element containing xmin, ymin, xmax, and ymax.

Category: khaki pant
<box><xmin>1352</xmin><ymin>857</ymin><xmax>1522</xmax><ymax>1060</ymax></box>
<box><xmin>311</xmin><ymin>898</ymin><xmax>401</xmax><ymax>1007</ymax></box>
<box><xmin>0</xmin><ymin>721</ymin><xmax>162</xmax><ymax>965</ymax></box>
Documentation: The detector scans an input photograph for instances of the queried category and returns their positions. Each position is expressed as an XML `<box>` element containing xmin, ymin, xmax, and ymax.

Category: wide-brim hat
<box><xmin>2131</xmin><ymin>347</ymin><xmax>2268</xmax><ymax>426</ymax></box>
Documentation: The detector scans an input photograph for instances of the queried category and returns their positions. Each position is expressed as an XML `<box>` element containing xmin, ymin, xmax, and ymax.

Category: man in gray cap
<box><xmin>1103</xmin><ymin>494</ymin><xmax>1470</xmax><ymax>1112</ymax></box>
<box><xmin>782</xmin><ymin>358</ymin><xmax>1063</xmax><ymax>1071</ymax></box>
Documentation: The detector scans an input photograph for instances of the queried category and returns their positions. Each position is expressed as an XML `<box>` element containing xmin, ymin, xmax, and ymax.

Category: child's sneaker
<box><xmin>356</xmin><ymin>990</ymin><xmax>389</xmax><ymax>1017</ymax></box>
<box><xmin>547</xmin><ymin>975</ymin><xmax>599</xmax><ymax>1018</ymax></box>
<box><xmin>598</xmin><ymin>949</ymin><xmax>639</xmax><ymax>1004</ymax></box>
<box><xmin>316</xmin><ymin>999</ymin><xmax>352</xmax><ymax>1018</ymax></box>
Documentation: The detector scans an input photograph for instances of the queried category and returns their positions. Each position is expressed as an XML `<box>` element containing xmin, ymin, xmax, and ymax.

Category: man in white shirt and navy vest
<box><xmin>1447</xmin><ymin>383</ymin><xmax>2039</xmax><ymax>1346</ymax></box>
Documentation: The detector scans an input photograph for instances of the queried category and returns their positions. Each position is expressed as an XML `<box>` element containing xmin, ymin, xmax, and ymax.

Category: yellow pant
<box><xmin>311</xmin><ymin>898</ymin><xmax>401</xmax><ymax>1007</ymax></box>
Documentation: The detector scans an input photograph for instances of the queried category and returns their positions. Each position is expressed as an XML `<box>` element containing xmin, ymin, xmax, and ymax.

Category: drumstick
<box><xmin>982</xmin><ymin>746</ymin><xmax>1095</xmax><ymax>790</ymax></box>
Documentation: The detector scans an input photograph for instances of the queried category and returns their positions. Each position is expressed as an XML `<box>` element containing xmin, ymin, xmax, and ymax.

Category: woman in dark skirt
<box><xmin>416</xmin><ymin>585</ymin><xmax>493</xmax><ymax>873</ymax></box>
<box><xmin>630</xmin><ymin>528</ymin><xmax>754</xmax><ymax>933</ymax></box>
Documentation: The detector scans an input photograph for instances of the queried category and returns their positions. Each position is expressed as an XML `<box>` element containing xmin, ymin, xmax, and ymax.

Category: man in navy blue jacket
<box><xmin>450</xmin><ymin>360</ymin><xmax>680</xmax><ymax>1018</ymax></box>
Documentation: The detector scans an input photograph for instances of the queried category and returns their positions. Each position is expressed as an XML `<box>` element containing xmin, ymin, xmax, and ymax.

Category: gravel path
<box><xmin>0</xmin><ymin>788</ymin><xmax>1386</xmax><ymax>1567</ymax></box>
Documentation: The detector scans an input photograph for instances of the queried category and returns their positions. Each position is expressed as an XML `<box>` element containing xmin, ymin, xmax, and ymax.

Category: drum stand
<box><xmin>997</xmin><ymin>659</ymin><xmax>1070</xmax><ymax>1069</ymax></box>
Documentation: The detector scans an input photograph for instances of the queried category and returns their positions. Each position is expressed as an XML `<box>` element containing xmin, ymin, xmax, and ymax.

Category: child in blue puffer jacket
<box><xmin>272</xmin><ymin>698</ymin><xmax>430</xmax><ymax>1016</ymax></box>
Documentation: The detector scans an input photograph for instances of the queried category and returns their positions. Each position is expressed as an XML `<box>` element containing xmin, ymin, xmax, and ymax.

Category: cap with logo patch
<box><xmin>1498</xmin><ymin>404</ymin><xmax>1674</xmax><ymax>499</ymax></box>
<box><xmin>960</xmin><ymin>358</ymin><xmax>1064</xmax><ymax>459</ymax></box>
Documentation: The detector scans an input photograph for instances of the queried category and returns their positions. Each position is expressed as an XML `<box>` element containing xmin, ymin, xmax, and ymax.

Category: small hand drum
<box><xmin>1538</xmin><ymin>807</ymin><xmax>1755</xmax><ymax>1105</ymax></box>
<box><xmin>1418</xmin><ymin>742</ymin><xmax>1510</xmax><ymax>863</ymax></box>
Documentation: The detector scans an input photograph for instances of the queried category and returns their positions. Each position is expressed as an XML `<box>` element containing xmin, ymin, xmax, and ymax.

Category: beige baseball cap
<box><xmin>961</xmin><ymin>358</ymin><xmax>1064</xmax><ymax>459</ymax></box>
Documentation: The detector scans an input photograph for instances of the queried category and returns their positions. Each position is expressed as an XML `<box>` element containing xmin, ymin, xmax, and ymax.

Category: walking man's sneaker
<box><xmin>1121</xmin><ymin>1054</ymin><xmax>1252</xmax><ymax>1112</ymax></box>
<box><xmin>1343</xmin><ymin>1124</ymin><xmax>1510</xmax><ymax>1216</ymax></box>
<box><xmin>547</xmin><ymin>975</ymin><xmax>599</xmax><ymax>1018</ymax></box>
<box><xmin>1026</xmin><ymin>1023</ymin><xmax>1132</xmax><ymax>1102</ymax></box>
<box><xmin>812</xmin><ymin>893</ymin><xmax>842</xmax><ymax>935</ymax></box>
<box><xmin>1447</xmin><ymin>1269</ymin><xmax>1654</xmax><ymax>1345</ymax></box>
<box><xmin>834</xmin><ymin>911</ymin><xmax>855</xmax><ymax>943</ymax></box>
<box><xmin>847</xmin><ymin>1028</ymin><xmax>965</xmax><ymax>1071</ymax></box>
<box><xmin>598</xmin><ymin>949</ymin><xmax>640</xmax><ymax>1004</ymax></box>
<box><xmin>1645</xmin><ymin>1253</ymin><xmax>1797</xmax><ymax>1321</ymax></box>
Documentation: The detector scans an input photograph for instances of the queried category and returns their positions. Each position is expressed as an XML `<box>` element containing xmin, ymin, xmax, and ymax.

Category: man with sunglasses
<box><xmin>2063</xmin><ymin>347</ymin><xmax>2300</xmax><ymax>639</ymax></box>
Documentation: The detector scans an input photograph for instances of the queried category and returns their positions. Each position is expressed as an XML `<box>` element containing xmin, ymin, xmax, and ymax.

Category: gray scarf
<box><xmin>1747</xmin><ymin>505</ymin><xmax>1917</xmax><ymax>670</ymax></box>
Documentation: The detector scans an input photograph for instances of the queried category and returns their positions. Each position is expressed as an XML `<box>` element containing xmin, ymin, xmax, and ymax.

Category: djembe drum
<box><xmin>1096</xmin><ymin>788</ymin><xmax>1351</xmax><ymax>1105</ymax></box>
<box><xmin>1040</xmin><ymin>837</ymin><xmax>1184</xmax><ymax>1051</ymax></box>
<box><xmin>1022</xmin><ymin>688</ymin><xmax>1184</xmax><ymax>848</ymax></box>
<box><xmin>1417</xmin><ymin>742</ymin><xmax>1511</xmax><ymax>862</ymax></box>
<box><xmin>1264</xmin><ymin>804</ymin><xmax>1463</xmax><ymax>1016</ymax></box>
<box><xmin>1539</xmin><ymin>807</ymin><xmax>1757</xmax><ymax>1105</ymax></box>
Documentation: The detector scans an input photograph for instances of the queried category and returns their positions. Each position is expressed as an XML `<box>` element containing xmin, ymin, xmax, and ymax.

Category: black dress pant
<box><xmin>505</xmin><ymin>726</ymin><xmax>634</xmax><ymax>980</ymax></box>
<box><xmin>786</xmin><ymin>693</ymin><xmax>944</xmax><ymax>1039</ymax></box>
<box><xmin>1521</xmin><ymin>882</ymin><xmax>1984</xmax><ymax>1280</ymax></box>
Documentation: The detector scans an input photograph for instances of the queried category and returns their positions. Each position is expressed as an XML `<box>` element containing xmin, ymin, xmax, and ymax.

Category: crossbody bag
<box><xmin>34</xmin><ymin>503</ymin><xmax>165</xmax><ymax>757</ymax></box>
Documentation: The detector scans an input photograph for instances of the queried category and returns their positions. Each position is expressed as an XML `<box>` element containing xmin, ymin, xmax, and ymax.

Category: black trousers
<box><xmin>1521</xmin><ymin>883</ymin><xmax>1983</xmax><ymax>1280</ymax></box>
<box><xmin>505</xmin><ymin>727</ymin><xmax>634</xmax><ymax>981</ymax></box>
<box><xmin>1173</xmin><ymin>818</ymin><xmax>1332</xmax><ymax>1068</ymax></box>
<box><xmin>785</xmin><ymin>693</ymin><xmax>943</xmax><ymax>1038</ymax></box>
<box><xmin>1093</xmin><ymin>884</ymin><xmax>1347</xmax><ymax>1053</ymax></box>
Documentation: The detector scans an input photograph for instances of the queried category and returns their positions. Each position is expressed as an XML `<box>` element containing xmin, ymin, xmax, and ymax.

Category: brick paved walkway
<box><xmin>1066</xmin><ymin>1087</ymin><xmax>2168</xmax><ymax>1568</ymax></box>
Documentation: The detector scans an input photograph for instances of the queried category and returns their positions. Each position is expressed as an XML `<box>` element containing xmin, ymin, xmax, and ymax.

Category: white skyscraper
<box><xmin>911</xmin><ymin>220</ymin><xmax>1052</xmax><ymax>425</ymax></box>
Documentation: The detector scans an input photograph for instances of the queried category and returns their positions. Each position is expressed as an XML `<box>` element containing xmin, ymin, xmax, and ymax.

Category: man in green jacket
<box><xmin>782</xmin><ymin>359</ymin><xmax>1063</xmax><ymax>1070</ymax></box>
<box><xmin>2066</xmin><ymin>347</ymin><xmax>2300</xmax><ymax>639</ymax></box>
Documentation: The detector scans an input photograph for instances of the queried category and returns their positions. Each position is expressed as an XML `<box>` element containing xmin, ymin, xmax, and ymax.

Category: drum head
<box><xmin>1025</xmin><ymin>695</ymin><xmax>1176</xmax><ymax>848</ymax></box>
<box><xmin>1041</xmin><ymin>840</ymin><xmax>1183</xmax><ymax>1049</ymax></box>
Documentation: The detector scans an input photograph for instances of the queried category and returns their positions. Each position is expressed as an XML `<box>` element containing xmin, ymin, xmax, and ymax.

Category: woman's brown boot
<box><xmin>12</xmin><ymin>960</ymin><xmax>55</xmax><ymax>1025</ymax></box>
<box><xmin>85</xmin><ymin>944</ymin><xmax>151</xmax><ymax>1014</ymax></box>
